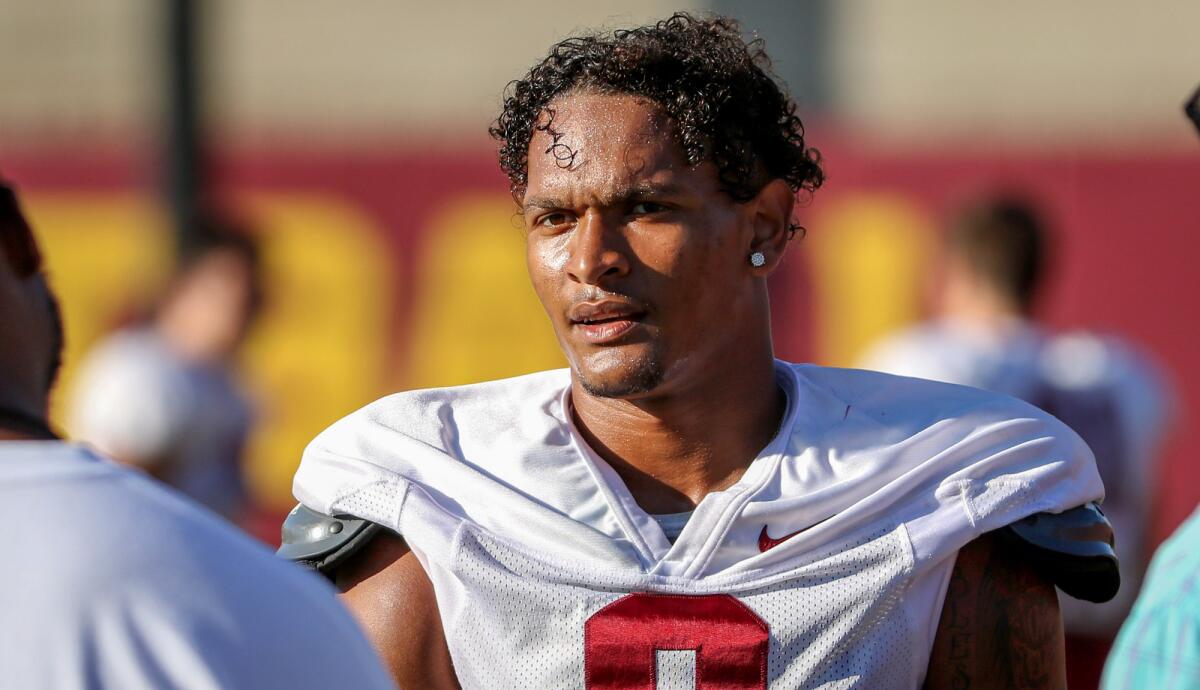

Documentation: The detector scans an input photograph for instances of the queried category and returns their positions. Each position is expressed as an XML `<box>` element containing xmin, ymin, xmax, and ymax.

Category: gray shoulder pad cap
<box><xmin>277</xmin><ymin>504</ymin><xmax>385</xmax><ymax>577</ymax></box>
<box><xmin>999</xmin><ymin>501</ymin><xmax>1119</xmax><ymax>603</ymax></box>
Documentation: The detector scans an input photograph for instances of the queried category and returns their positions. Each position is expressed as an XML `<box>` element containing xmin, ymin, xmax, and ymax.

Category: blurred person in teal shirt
<box><xmin>1102</xmin><ymin>506</ymin><xmax>1200</xmax><ymax>689</ymax></box>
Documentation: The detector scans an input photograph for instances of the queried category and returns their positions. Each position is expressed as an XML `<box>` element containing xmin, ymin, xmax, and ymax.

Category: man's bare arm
<box><xmin>925</xmin><ymin>531</ymin><xmax>1067</xmax><ymax>690</ymax></box>
<box><xmin>335</xmin><ymin>532</ymin><xmax>459</xmax><ymax>690</ymax></box>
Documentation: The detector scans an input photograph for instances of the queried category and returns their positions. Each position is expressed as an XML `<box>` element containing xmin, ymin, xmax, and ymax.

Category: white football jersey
<box><xmin>862</xmin><ymin>322</ymin><xmax>1171</xmax><ymax>633</ymax></box>
<box><xmin>294</xmin><ymin>362</ymin><xmax>1104</xmax><ymax>689</ymax></box>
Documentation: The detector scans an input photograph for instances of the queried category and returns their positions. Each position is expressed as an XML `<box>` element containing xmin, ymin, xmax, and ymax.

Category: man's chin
<box><xmin>572</xmin><ymin>358</ymin><xmax>665</xmax><ymax>400</ymax></box>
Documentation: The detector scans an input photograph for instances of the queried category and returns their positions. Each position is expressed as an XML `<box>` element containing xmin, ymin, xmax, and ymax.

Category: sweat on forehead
<box><xmin>524</xmin><ymin>93</ymin><xmax>691</xmax><ymax>204</ymax></box>
<box><xmin>530</xmin><ymin>93</ymin><xmax>677</xmax><ymax>171</ymax></box>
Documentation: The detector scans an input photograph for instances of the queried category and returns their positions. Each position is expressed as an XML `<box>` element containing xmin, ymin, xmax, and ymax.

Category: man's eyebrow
<box><xmin>522</xmin><ymin>195</ymin><xmax>567</xmax><ymax>211</ymax></box>
<box><xmin>523</xmin><ymin>181</ymin><xmax>686</xmax><ymax>211</ymax></box>
<box><xmin>618</xmin><ymin>181</ymin><xmax>685</xmax><ymax>199</ymax></box>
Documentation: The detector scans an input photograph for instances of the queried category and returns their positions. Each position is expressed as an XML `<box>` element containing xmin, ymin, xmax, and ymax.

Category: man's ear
<box><xmin>747</xmin><ymin>179</ymin><xmax>796</xmax><ymax>275</ymax></box>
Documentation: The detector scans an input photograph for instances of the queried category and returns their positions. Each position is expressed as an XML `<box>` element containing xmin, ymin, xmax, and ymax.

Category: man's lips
<box><xmin>568</xmin><ymin>300</ymin><xmax>647</xmax><ymax>344</ymax></box>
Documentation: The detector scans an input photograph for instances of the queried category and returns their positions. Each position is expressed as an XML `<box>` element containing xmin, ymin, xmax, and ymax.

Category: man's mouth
<box><xmin>568</xmin><ymin>300</ymin><xmax>647</xmax><ymax>345</ymax></box>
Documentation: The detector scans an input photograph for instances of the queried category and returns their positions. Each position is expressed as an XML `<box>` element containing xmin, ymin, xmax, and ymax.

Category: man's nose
<box><xmin>565</xmin><ymin>211</ymin><xmax>629</xmax><ymax>285</ymax></box>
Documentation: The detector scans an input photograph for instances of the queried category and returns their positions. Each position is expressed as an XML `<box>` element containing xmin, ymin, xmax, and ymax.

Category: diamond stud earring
<box><xmin>750</xmin><ymin>251</ymin><xmax>766</xmax><ymax>267</ymax></box>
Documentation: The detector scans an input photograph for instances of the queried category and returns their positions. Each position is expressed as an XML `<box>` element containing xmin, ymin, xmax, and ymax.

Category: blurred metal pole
<box><xmin>165</xmin><ymin>0</ymin><xmax>204</xmax><ymax>255</ymax></box>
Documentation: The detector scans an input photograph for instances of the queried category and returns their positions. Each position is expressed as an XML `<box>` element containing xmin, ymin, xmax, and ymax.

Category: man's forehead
<box><xmin>525</xmin><ymin>93</ymin><xmax>688</xmax><ymax>205</ymax></box>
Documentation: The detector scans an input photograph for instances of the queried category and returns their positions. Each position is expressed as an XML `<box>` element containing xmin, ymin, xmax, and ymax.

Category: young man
<box><xmin>0</xmin><ymin>182</ymin><xmax>395</xmax><ymax>689</ymax></box>
<box><xmin>283</xmin><ymin>14</ymin><xmax>1117</xmax><ymax>689</ymax></box>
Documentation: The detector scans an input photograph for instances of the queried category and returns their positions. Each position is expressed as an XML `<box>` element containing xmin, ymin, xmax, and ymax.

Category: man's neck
<box><xmin>155</xmin><ymin>312</ymin><xmax>230</xmax><ymax>366</ymax></box>
<box><xmin>940</xmin><ymin>285</ymin><xmax>1026</xmax><ymax>333</ymax></box>
<box><xmin>570</xmin><ymin>351</ymin><xmax>785</xmax><ymax>514</ymax></box>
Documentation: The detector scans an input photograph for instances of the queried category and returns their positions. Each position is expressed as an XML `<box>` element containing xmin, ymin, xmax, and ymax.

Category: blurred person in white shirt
<box><xmin>861</xmin><ymin>196</ymin><xmax>1172</xmax><ymax>684</ymax></box>
<box><xmin>69</xmin><ymin>218</ymin><xmax>262</xmax><ymax>520</ymax></box>
<box><xmin>0</xmin><ymin>181</ymin><xmax>395</xmax><ymax>690</ymax></box>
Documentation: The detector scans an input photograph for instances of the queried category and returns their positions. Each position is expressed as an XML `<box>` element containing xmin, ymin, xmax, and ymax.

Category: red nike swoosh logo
<box><xmin>758</xmin><ymin>526</ymin><xmax>802</xmax><ymax>552</ymax></box>
<box><xmin>758</xmin><ymin>517</ymin><xmax>833</xmax><ymax>552</ymax></box>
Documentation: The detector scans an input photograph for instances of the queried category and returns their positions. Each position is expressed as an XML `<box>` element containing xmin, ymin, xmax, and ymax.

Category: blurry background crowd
<box><xmin>2</xmin><ymin>2</ymin><xmax>1197</xmax><ymax>687</ymax></box>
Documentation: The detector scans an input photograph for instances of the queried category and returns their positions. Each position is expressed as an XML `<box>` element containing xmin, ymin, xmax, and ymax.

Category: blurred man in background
<box><xmin>861</xmin><ymin>199</ymin><xmax>1048</xmax><ymax>399</ymax></box>
<box><xmin>0</xmin><ymin>180</ymin><xmax>395</xmax><ymax>689</ymax></box>
<box><xmin>69</xmin><ymin>219</ymin><xmax>261</xmax><ymax>520</ymax></box>
<box><xmin>861</xmin><ymin>197</ymin><xmax>1173</xmax><ymax>687</ymax></box>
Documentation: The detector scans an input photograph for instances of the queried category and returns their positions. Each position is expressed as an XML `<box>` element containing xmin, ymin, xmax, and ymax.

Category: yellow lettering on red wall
<box><xmin>402</xmin><ymin>196</ymin><xmax>565</xmax><ymax>390</ymax></box>
<box><xmin>806</xmin><ymin>195</ymin><xmax>934</xmax><ymax>367</ymax></box>
<box><xmin>237</xmin><ymin>194</ymin><xmax>394</xmax><ymax>511</ymax></box>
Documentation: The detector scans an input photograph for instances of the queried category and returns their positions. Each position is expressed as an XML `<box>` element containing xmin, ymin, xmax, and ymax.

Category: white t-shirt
<box><xmin>0</xmin><ymin>441</ymin><xmax>395</xmax><ymax>690</ymax></box>
<box><xmin>294</xmin><ymin>361</ymin><xmax>1104</xmax><ymax>689</ymax></box>
<box><xmin>858</xmin><ymin>319</ymin><xmax>1047</xmax><ymax>401</ymax></box>
<box><xmin>68</xmin><ymin>329</ymin><xmax>252</xmax><ymax>517</ymax></box>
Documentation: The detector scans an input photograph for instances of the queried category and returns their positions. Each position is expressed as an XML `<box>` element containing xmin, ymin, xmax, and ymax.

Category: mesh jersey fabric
<box><xmin>861</xmin><ymin>321</ymin><xmax>1170</xmax><ymax>633</ymax></box>
<box><xmin>294</xmin><ymin>361</ymin><xmax>1105</xmax><ymax>689</ymax></box>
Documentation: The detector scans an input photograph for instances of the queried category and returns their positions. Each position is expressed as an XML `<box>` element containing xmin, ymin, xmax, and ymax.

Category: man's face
<box><xmin>168</xmin><ymin>249</ymin><xmax>260</xmax><ymax>362</ymax></box>
<box><xmin>523</xmin><ymin>92</ymin><xmax>759</xmax><ymax>399</ymax></box>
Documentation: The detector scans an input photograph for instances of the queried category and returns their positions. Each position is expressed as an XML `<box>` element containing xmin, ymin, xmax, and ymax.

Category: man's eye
<box><xmin>538</xmin><ymin>212</ymin><xmax>572</xmax><ymax>228</ymax></box>
<box><xmin>630</xmin><ymin>202</ymin><xmax>667</xmax><ymax>215</ymax></box>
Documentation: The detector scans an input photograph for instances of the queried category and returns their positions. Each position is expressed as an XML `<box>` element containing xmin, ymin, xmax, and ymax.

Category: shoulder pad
<box><xmin>277</xmin><ymin>504</ymin><xmax>385</xmax><ymax>578</ymax></box>
<box><xmin>999</xmin><ymin>501</ymin><xmax>1119</xmax><ymax>603</ymax></box>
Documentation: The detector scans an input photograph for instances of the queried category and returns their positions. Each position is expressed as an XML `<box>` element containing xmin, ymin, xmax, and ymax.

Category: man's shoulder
<box><xmin>782</xmin><ymin>363</ymin><xmax>1097</xmax><ymax>505</ymax></box>
<box><xmin>1134</xmin><ymin>509</ymin><xmax>1200</xmax><ymax>610</ymax></box>
<box><xmin>1104</xmin><ymin>511</ymin><xmax>1200</xmax><ymax>689</ymax></box>
<box><xmin>0</xmin><ymin>444</ymin><xmax>395</xmax><ymax>689</ymax></box>
<box><xmin>77</xmin><ymin>328</ymin><xmax>172</xmax><ymax>372</ymax></box>
<box><xmin>320</xmin><ymin>368</ymin><xmax>572</xmax><ymax>449</ymax></box>
<box><xmin>0</xmin><ymin>444</ymin><xmax>304</xmax><ymax>587</ymax></box>
<box><xmin>788</xmin><ymin>362</ymin><xmax>1062</xmax><ymax>432</ymax></box>
<box><xmin>69</xmin><ymin>329</ymin><xmax>186</xmax><ymax>411</ymax></box>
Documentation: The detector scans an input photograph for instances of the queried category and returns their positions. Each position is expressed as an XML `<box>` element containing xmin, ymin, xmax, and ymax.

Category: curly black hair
<box><xmin>490</xmin><ymin>12</ymin><xmax>824</xmax><ymax>227</ymax></box>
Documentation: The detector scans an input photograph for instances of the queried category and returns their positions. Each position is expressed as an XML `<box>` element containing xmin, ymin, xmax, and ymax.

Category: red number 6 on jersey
<box><xmin>584</xmin><ymin>593</ymin><xmax>769</xmax><ymax>689</ymax></box>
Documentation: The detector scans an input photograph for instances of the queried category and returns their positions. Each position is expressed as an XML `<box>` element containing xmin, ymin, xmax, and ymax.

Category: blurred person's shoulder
<box><xmin>0</xmin><ymin>440</ymin><xmax>286</xmax><ymax>589</ymax></box>
<box><xmin>1134</xmin><ymin>507</ymin><xmax>1200</xmax><ymax>608</ymax></box>
<box><xmin>67</xmin><ymin>328</ymin><xmax>195</xmax><ymax>463</ymax></box>
<box><xmin>1102</xmin><ymin>507</ymin><xmax>1200</xmax><ymax>689</ymax></box>
<box><xmin>76</xmin><ymin>327</ymin><xmax>177</xmax><ymax>372</ymax></box>
<box><xmin>856</xmin><ymin>320</ymin><xmax>972</xmax><ymax>384</ymax></box>
<box><xmin>0</xmin><ymin>441</ymin><xmax>394</xmax><ymax>690</ymax></box>
<box><xmin>1040</xmin><ymin>330</ymin><xmax>1175</xmax><ymax>435</ymax></box>
<box><xmin>68</xmin><ymin>327</ymin><xmax>188</xmax><ymax>412</ymax></box>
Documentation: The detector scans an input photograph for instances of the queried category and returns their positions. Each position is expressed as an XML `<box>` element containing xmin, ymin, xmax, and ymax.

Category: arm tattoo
<box><xmin>925</xmin><ymin>532</ymin><xmax>1067</xmax><ymax>690</ymax></box>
